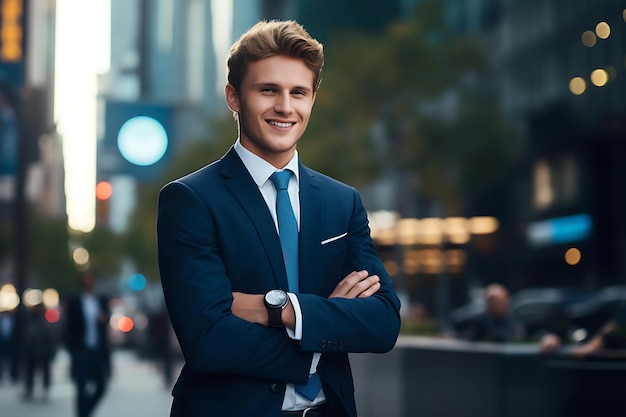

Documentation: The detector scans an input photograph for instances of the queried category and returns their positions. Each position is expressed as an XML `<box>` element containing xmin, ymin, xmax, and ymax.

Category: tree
<box><xmin>27</xmin><ymin>211</ymin><xmax>76</xmax><ymax>291</ymax></box>
<box><xmin>301</xmin><ymin>1</ymin><xmax>521</xmax><ymax>216</ymax></box>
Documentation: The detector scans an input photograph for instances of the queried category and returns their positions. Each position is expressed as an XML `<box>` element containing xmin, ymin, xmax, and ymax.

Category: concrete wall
<box><xmin>351</xmin><ymin>336</ymin><xmax>626</xmax><ymax>417</ymax></box>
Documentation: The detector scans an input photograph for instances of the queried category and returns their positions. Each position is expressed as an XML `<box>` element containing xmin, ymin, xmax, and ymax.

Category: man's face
<box><xmin>225</xmin><ymin>55</ymin><xmax>316</xmax><ymax>168</ymax></box>
<box><xmin>487</xmin><ymin>294</ymin><xmax>509</xmax><ymax>318</ymax></box>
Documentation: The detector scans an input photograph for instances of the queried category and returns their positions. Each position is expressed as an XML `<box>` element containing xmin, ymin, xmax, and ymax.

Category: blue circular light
<box><xmin>128</xmin><ymin>274</ymin><xmax>146</xmax><ymax>291</ymax></box>
<box><xmin>117</xmin><ymin>116</ymin><xmax>168</xmax><ymax>166</ymax></box>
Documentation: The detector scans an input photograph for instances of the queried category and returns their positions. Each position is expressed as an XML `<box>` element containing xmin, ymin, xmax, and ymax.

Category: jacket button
<box><xmin>270</xmin><ymin>382</ymin><xmax>283</xmax><ymax>393</ymax></box>
<box><xmin>320</xmin><ymin>340</ymin><xmax>328</xmax><ymax>349</ymax></box>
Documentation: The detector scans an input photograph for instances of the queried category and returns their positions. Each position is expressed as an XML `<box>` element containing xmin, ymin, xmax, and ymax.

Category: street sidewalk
<box><xmin>0</xmin><ymin>349</ymin><xmax>177</xmax><ymax>417</ymax></box>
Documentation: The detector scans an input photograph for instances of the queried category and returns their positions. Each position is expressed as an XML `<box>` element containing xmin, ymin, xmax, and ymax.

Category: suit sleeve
<box><xmin>157</xmin><ymin>181</ymin><xmax>312</xmax><ymax>384</ymax></box>
<box><xmin>298</xmin><ymin>189</ymin><xmax>401</xmax><ymax>354</ymax></box>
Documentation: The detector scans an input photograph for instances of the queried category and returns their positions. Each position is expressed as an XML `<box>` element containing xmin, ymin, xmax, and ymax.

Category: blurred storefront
<box><xmin>496</xmin><ymin>0</ymin><xmax>626</xmax><ymax>289</ymax></box>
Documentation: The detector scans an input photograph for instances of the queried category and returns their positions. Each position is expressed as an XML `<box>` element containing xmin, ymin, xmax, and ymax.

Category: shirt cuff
<box><xmin>285</xmin><ymin>293</ymin><xmax>321</xmax><ymax>374</ymax></box>
<box><xmin>286</xmin><ymin>293</ymin><xmax>302</xmax><ymax>340</ymax></box>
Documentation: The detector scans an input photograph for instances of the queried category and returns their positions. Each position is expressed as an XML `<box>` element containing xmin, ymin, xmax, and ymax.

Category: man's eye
<box><xmin>261</xmin><ymin>88</ymin><xmax>276</xmax><ymax>93</ymax></box>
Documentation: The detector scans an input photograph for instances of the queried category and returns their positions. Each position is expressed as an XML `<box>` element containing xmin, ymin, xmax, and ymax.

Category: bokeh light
<box><xmin>590</xmin><ymin>69</ymin><xmax>608</xmax><ymax>87</ymax></box>
<box><xmin>565</xmin><ymin>247</ymin><xmax>582</xmax><ymax>265</ymax></box>
<box><xmin>117</xmin><ymin>316</ymin><xmax>134</xmax><ymax>333</ymax></box>
<box><xmin>469</xmin><ymin>216</ymin><xmax>499</xmax><ymax>235</ymax></box>
<box><xmin>128</xmin><ymin>273</ymin><xmax>146</xmax><ymax>291</ymax></box>
<box><xmin>0</xmin><ymin>284</ymin><xmax>19</xmax><ymax>312</ymax></box>
<box><xmin>96</xmin><ymin>180</ymin><xmax>113</xmax><ymax>200</ymax></box>
<box><xmin>595</xmin><ymin>22</ymin><xmax>610</xmax><ymax>39</ymax></box>
<box><xmin>569</xmin><ymin>77</ymin><xmax>586</xmax><ymax>95</ymax></box>
<box><xmin>45</xmin><ymin>308</ymin><xmax>61</xmax><ymax>323</ymax></box>
<box><xmin>23</xmin><ymin>288</ymin><xmax>43</xmax><ymax>307</ymax></box>
<box><xmin>72</xmin><ymin>247</ymin><xmax>90</xmax><ymax>266</ymax></box>
<box><xmin>42</xmin><ymin>288</ymin><xmax>60</xmax><ymax>308</ymax></box>
<box><xmin>581</xmin><ymin>30</ymin><xmax>596</xmax><ymax>47</ymax></box>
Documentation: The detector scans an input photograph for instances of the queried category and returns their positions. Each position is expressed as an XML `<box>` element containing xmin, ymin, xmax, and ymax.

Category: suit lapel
<box><xmin>298</xmin><ymin>163</ymin><xmax>324</xmax><ymax>294</ymax></box>
<box><xmin>221</xmin><ymin>148</ymin><xmax>289</xmax><ymax>290</ymax></box>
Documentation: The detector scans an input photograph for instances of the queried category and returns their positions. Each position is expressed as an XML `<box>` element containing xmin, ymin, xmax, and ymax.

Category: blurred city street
<box><xmin>0</xmin><ymin>349</ymin><xmax>177</xmax><ymax>417</ymax></box>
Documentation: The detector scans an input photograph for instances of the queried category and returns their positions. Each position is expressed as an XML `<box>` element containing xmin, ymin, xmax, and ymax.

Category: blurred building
<box><xmin>96</xmin><ymin>0</ymin><xmax>298</xmax><ymax>230</ymax></box>
<box><xmin>0</xmin><ymin>0</ymin><xmax>60</xmax><ymax>220</ymax></box>
<box><xmin>0</xmin><ymin>0</ymin><xmax>61</xmax><ymax>290</ymax></box>
<box><xmin>452</xmin><ymin>0</ymin><xmax>626</xmax><ymax>289</ymax></box>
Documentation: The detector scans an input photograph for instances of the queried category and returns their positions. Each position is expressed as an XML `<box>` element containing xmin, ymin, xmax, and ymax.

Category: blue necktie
<box><xmin>270</xmin><ymin>171</ymin><xmax>299</xmax><ymax>293</ymax></box>
<box><xmin>269</xmin><ymin>171</ymin><xmax>321</xmax><ymax>401</ymax></box>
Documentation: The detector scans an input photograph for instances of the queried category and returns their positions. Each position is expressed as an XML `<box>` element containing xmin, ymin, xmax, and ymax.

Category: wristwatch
<box><xmin>264</xmin><ymin>289</ymin><xmax>288</xmax><ymax>327</ymax></box>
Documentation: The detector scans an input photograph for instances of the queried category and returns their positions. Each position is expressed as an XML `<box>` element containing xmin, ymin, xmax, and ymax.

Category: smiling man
<box><xmin>157</xmin><ymin>20</ymin><xmax>401</xmax><ymax>417</ymax></box>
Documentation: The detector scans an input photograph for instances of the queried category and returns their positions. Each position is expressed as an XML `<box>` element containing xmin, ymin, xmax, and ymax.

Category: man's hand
<box><xmin>329</xmin><ymin>270</ymin><xmax>380</xmax><ymax>299</ymax></box>
<box><xmin>539</xmin><ymin>333</ymin><xmax>561</xmax><ymax>353</ymax></box>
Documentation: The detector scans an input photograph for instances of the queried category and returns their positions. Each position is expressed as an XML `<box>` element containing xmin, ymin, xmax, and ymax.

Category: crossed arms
<box><xmin>232</xmin><ymin>270</ymin><xmax>382</xmax><ymax>329</ymax></box>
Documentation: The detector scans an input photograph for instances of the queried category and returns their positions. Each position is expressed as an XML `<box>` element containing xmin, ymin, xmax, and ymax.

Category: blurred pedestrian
<box><xmin>147</xmin><ymin>306</ymin><xmax>176</xmax><ymax>388</ymax></box>
<box><xmin>21</xmin><ymin>303</ymin><xmax>57</xmax><ymax>401</ymax></box>
<box><xmin>63</xmin><ymin>270</ymin><xmax>111</xmax><ymax>417</ymax></box>
<box><xmin>0</xmin><ymin>309</ymin><xmax>17</xmax><ymax>385</ymax></box>
<box><xmin>462</xmin><ymin>283</ymin><xmax>560</xmax><ymax>352</ymax></box>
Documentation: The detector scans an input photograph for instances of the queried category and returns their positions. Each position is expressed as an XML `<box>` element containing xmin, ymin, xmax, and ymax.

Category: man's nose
<box><xmin>274</xmin><ymin>92</ymin><xmax>293</xmax><ymax>114</ymax></box>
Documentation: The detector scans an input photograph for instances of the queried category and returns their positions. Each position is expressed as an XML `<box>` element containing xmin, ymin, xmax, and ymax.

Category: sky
<box><xmin>54</xmin><ymin>0</ymin><xmax>111</xmax><ymax>233</ymax></box>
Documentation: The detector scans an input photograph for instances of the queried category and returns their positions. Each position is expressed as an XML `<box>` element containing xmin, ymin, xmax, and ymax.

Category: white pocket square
<box><xmin>321</xmin><ymin>232</ymin><xmax>347</xmax><ymax>245</ymax></box>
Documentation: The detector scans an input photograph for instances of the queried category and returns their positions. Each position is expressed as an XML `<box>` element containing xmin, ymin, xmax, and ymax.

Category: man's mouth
<box><xmin>268</xmin><ymin>120</ymin><xmax>294</xmax><ymax>128</ymax></box>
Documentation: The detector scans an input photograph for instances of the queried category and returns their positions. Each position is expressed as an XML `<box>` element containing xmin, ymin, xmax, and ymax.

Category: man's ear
<box><xmin>225</xmin><ymin>83</ymin><xmax>240</xmax><ymax>113</ymax></box>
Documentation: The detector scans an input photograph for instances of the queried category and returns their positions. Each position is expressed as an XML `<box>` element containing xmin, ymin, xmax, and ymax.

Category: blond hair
<box><xmin>227</xmin><ymin>20</ymin><xmax>324</xmax><ymax>93</ymax></box>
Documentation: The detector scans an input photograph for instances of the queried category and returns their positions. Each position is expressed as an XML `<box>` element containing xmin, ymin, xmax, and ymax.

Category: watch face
<box><xmin>265</xmin><ymin>289</ymin><xmax>287</xmax><ymax>307</ymax></box>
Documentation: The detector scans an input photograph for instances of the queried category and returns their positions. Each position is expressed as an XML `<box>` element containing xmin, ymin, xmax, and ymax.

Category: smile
<box><xmin>268</xmin><ymin>120</ymin><xmax>294</xmax><ymax>128</ymax></box>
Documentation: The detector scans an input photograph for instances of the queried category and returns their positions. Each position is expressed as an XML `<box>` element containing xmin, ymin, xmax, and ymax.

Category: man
<box><xmin>64</xmin><ymin>270</ymin><xmax>111</xmax><ymax>417</ymax></box>
<box><xmin>463</xmin><ymin>284</ymin><xmax>560</xmax><ymax>352</ymax></box>
<box><xmin>157</xmin><ymin>20</ymin><xmax>401</xmax><ymax>417</ymax></box>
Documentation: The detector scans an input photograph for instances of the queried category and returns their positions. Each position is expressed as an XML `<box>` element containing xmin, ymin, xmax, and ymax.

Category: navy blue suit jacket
<box><xmin>157</xmin><ymin>148</ymin><xmax>401</xmax><ymax>417</ymax></box>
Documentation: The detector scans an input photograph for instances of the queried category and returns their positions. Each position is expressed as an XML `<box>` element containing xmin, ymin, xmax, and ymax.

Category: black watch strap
<box><xmin>267</xmin><ymin>306</ymin><xmax>283</xmax><ymax>328</ymax></box>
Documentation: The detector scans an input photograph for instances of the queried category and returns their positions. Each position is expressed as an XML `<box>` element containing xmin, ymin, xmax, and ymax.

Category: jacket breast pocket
<box><xmin>319</xmin><ymin>232</ymin><xmax>348</xmax><ymax>255</ymax></box>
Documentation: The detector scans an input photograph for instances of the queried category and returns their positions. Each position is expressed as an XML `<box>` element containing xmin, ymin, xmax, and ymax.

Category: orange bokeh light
<box><xmin>96</xmin><ymin>181</ymin><xmax>113</xmax><ymax>200</ymax></box>
<box><xmin>117</xmin><ymin>316</ymin><xmax>134</xmax><ymax>333</ymax></box>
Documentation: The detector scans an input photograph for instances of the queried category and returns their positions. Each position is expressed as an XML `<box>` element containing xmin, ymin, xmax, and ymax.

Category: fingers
<box><xmin>358</xmin><ymin>279</ymin><xmax>380</xmax><ymax>298</ymax></box>
<box><xmin>329</xmin><ymin>270</ymin><xmax>381</xmax><ymax>299</ymax></box>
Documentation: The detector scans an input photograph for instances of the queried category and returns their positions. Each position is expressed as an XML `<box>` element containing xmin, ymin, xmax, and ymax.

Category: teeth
<box><xmin>269</xmin><ymin>121</ymin><xmax>293</xmax><ymax>128</ymax></box>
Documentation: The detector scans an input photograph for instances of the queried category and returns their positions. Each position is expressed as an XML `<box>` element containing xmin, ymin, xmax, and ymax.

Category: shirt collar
<box><xmin>234</xmin><ymin>138</ymin><xmax>300</xmax><ymax>188</ymax></box>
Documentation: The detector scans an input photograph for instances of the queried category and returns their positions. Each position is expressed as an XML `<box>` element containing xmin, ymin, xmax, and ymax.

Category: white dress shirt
<box><xmin>234</xmin><ymin>139</ymin><xmax>326</xmax><ymax>410</ymax></box>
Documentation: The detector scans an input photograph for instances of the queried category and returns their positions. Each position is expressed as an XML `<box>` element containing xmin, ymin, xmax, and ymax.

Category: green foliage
<box><xmin>27</xmin><ymin>211</ymin><xmax>76</xmax><ymax>291</ymax></box>
<box><xmin>80</xmin><ymin>227</ymin><xmax>124</xmax><ymax>281</ymax></box>
<box><xmin>302</xmin><ymin>1</ymin><xmax>521</xmax><ymax>215</ymax></box>
<box><xmin>400</xmin><ymin>316</ymin><xmax>442</xmax><ymax>336</ymax></box>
